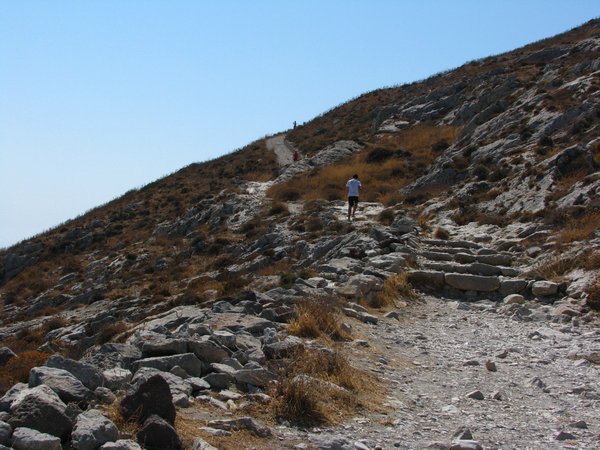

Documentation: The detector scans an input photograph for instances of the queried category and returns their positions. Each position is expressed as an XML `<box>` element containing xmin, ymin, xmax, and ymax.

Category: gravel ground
<box><xmin>276</xmin><ymin>296</ymin><xmax>600</xmax><ymax>450</ymax></box>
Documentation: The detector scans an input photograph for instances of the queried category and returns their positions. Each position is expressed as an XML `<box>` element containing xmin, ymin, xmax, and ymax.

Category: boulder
<box><xmin>0</xmin><ymin>421</ymin><xmax>11</xmax><ymax>446</ymax></box>
<box><xmin>103</xmin><ymin>368</ymin><xmax>133</xmax><ymax>391</ymax></box>
<box><xmin>234</xmin><ymin>367</ymin><xmax>277</xmax><ymax>388</ymax></box>
<box><xmin>136</xmin><ymin>415</ymin><xmax>182</xmax><ymax>450</ymax></box>
<box><xmin>0</xmin><ymin>348</ymin><xmax>16</xmax><ymax>367</ymax></box>
<box><xmin>202</xmin><ymin>373</ymin><xmax>233</xmax><ymax>390</ymax></box>
<box><xmin>445</xmin><ymin>274</ymin><xmax>500</xmax><ymax>292</ymax></box>
<box><xmin>131</xmin><ymin>353</ymin><xmax>205</xmax><ymax>377</ymax></box>
<box><xmin>120</xmin><ymin>374</ymin><xmax>176</xmax><ymax>425</ymax></box>
<box><xmin>532</xmin><ymin>280</ymin><xmax>559</xmax><ymax>296</ymax></box>
<box><xmin>46</xmin><ymin>355</ymin><xmax>105</xmax><ymax>390</ymax></box>
<box><xmin>0</xmin><ymin>383</ymin><xmax>28</xmax><ymax>412</ymax></box>
<box><xmin>263</xmin><ymin>336</ymin><xmax>304</xmax><ymax>359</ymax></box>
<box><xmin>141</xmin><ymin>338</ymin><xmax>187</xmax><ymax>358</ymax></box>
<box><xmin>29</xmin><ymin>366</ymin><xmax>93</xmax><ymax>403</ymax></box>
<box><xmin>8</xmin><ymin>386</ymin><xmax>73</xmax><ymax>440</ymax></box>
<box><xmin>499</xmin><ymin>279</ymin><xmax>528</xmax><ymax>295</ymax></box>
<box><xmin>188</xmin><ymin>336</ymin><xmax>230</xmax><ymax>363</ymax></box>
<box><xmin>71</xmin><ymin>409</ymin><xmax>119</xmax><ymax>450</ymax></box>
<box><xmin>131</xmin><ymin>368</ymin><xmax>193</xmax><ymax>404</ymax></box>
<box><xmin>11</xmin><ymin>427</ymin><xmax>61</xmax><ymax>450</ymax></box>
<box><xmin>207</xmin><ymin>417</ymin><xmax>272</xmax><ymax>437</ymax></box>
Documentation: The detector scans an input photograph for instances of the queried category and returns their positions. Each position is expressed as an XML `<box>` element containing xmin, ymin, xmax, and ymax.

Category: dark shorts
<box><xmin>348</xmin><ymin>196</ymin><xmax>359</xmax><ymax>207</ymax></box>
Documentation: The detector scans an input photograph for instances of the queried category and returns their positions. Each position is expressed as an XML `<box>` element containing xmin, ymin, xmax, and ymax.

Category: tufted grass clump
<box><xmin>287</xmin><ymin>296</ymin><xmax>351</xmax><ymax>341</ymax></box>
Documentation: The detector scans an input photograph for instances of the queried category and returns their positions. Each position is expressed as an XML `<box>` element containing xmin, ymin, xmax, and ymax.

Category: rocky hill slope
<box><xmin>0</xmin><ymin>19</ymin><xmax>599</xmax><ymax>450</ymax></box>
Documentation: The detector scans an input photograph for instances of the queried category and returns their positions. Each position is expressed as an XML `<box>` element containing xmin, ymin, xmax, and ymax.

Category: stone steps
<box><xmin>408</xmin><ymin>237</ymin><xmax>532</xmax><ymax>298</ymax></box>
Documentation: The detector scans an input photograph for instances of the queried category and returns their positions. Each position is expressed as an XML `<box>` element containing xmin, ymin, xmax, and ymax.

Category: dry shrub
<box><xmin>587</xmin><ymin>274</ymin><xmax>600</xmax><ymax>311</ymax></box>
<box><xmin>256</xmin><ymin>259</ymin><xmax>291</xmax><ymax>277</ymax></box>
<box><xmin>524</xmin><ymin>250</ymin><xmax>599</xmax><ymax>280</ymax></box>
<box><xmin>287</xmin><ymin>297</ymin><xmax>350</xmax><ymax>341</ymax></box>
<box><xmin>433</xmin><ymin>226</ymin><xmax>450</xmax><ymax>240</ymax></box>
<box><xmin>273</xmin><ymin>377</ymin><xmax>327</xmax><ymax>426</ymax></box>
<box><xmin>272</xmin><ymin>347</ymin><xmax>361</xmax><ymax>426</ymax></box>
<box><xmin>370</xmin><ymin>272</ymin><xmax>418</xmax><ymax>308</ymax></box>
<box><xmin>0</xmin><ymin>351</ymin><xmax>50</xmax><ymax>395</ymax></box>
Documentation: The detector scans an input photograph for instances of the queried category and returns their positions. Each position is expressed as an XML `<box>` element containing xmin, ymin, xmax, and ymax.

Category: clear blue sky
<box><xmin>1</xmin><ymin>1</ymin><xmax>598</xmax><ymax>249</ymax></box>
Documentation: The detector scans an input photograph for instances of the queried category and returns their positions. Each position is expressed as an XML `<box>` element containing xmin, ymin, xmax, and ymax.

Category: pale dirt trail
<box><xmin>266</xmin><ymin>134</ymin><xmax>295</xmax><ymax>167</ymax></box>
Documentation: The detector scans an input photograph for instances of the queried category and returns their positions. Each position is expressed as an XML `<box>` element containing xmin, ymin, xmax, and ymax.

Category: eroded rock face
<box><xmin>136</xmin><ymin>415</ymin><xmax>182</xmax><ymax>450</ymax></box>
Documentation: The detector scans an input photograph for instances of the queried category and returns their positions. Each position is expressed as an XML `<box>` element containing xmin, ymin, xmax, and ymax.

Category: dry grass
<box><xmin>103</xmin><ymin>399</ymin><xmax>140</xmax><ymax>438</ymax></box>
<box><xmin>370</xmin><ymin>272</ymin><xmax>418</xmax><ymax>308</ymax></box>
<box><xmin>556</xmin><ymin>212</ymin><xmax>600</xmax><ymax>244</ymax></box>
<box><xmin>0</xmin><ymin>351</ymin><xmax>50</xmax><ymax>396</ymax></box>
<box><xmin>272</xmin><ymin>346</ymin><xmax>368</xmax><ymax>426</ymax></box>
<box><xmin>268</xmin><ymin>124</ymin><xmax>460</xmax><ymax>206</ymax></box>
<box><xmin>524</xmin><ymin>250</ymin><xmax>600</xmax><ymax>281</ymax></box>
<box><xmin>287</xmin><ymin>296</ymin><xmax>351</xmax><ymax>341</ymax></box>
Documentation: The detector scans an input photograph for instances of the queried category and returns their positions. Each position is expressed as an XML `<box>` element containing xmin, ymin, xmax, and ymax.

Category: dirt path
<box><xmin>266</xmin><ymin>134</ymin><xmax>296</xmax><ymax>167</ymax></box>
<box><xmin>281</xmin><ymin>296</ymin><xmax>600</xmax><ymax>449</ymax></box>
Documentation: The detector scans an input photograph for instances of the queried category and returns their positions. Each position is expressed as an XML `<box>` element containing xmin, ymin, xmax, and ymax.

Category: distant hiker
<box><xmin>293</xmin><ymin>120</ymin><xmax>297</xmax><ymax>129</ymax></box>
<box><xmin>293</xmin><ymin>149</ymin><xmax>300</xmax><ymax>162</ymax></box>
<box><xmin>346</xmin><ymin>174</ymin><xmax>361</xmax><ymax>220</ymax></box>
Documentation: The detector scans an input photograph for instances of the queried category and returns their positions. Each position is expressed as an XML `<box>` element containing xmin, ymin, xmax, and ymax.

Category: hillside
<box><xmin>0</xmin><ymin>19</ymin><xmax>599</xmax><ymax>450</ymax></box>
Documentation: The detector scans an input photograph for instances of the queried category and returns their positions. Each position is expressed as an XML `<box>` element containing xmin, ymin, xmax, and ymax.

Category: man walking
<box><xmin>346</xmin><ymin>174</ymin><xmax>361</xmax><ymax>221</ymax></box>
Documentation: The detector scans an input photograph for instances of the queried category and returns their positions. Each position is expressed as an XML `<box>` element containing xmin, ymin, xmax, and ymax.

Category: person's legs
<box><xmin>347</xmin><ymin>198</ymin><xmax>352</xmax><ymax>219</ymax></box>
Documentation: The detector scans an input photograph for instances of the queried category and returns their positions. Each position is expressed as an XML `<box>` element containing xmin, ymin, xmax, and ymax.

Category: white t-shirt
<box><xmin>346</xmin><ymin>178</ymin><xmax>361</xmax><ymax>197</ymax></box>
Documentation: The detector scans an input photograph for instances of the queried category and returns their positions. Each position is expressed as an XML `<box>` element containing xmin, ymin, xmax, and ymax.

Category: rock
<box><xmin>207</xmin><ymin>417</ymin><xmax>272</xmax><ymax>437</ymax></box>
<box><xmin>99</xmin><ymin>439</ymin><xmax>143</xmax><ymax>450</ymax></box>
<box><xmin>192</xmin><ymin>437</ymin><xmax>219</xmax><ymax>450</ymax></box>
<box><xmin>453</xmin><ymin>427</ymin><xmax>473</xmax><ymax>440</ymax></box>
<box><xmin>97</xmin><ymin>343</ymin><xmax>142</xmax><ymax>370</ymax></box>
<box><xmin>120</xmin><ymin>374</ymin><xmax>176</xmax><ymax>425</ymax></box>
<box><xmin>407</xmin><ymin>270</ymin><xmax>445</xmax><ymax>289</ymax></box>
<box><xmin>553</xmin><ymin>304</ymin><xmax>580</xmax><ymax>317</ymax></box>
<box><xmin>445</xmin><ymin>274</ymin><xmax>500</xmax><ymax>292</ymax></box>
<box><xmin>555</xmin><ymin>430</ymin><xmax>576</xmax><ymax>441</ymax></box>
<box><xmin>0</xmin><ymin>348</ymin><xmax>16</xmax><ymax>367</ymax></box>
<box><xmin>234</xmin><ymin>367</ymin><xmax>277</xmax><ymax>388</ymax></box>
<box><xmin>499</xmin><ymin>279</ymin><xmax>528</xmax><ymax>295</ymax></box>
<box><xmin>308</xmin><ymin>434</ymin><xmax>354</xmax><ymax>450</ymax></box>
<box><xmin>137</xmin><ymin>415</ymin><xmax>182</xmax><ymax>450</ymax></box>
<box><xmin>11</xmin><ymin>427</ymin><xmax>62</xmax><ymax>450</ymax></box>
<box><xmin>450</xmin><ymin>440</ymin><xmax>483</xmax><ymax>450</ymax></box>
<box><xmin>8</xmin><ymin>386</ymin><xmax>73</xmax><ymax>440</ymax></box>
<box><xmin>28</xmin><ymin>366</ymin><xmax>93</xmax><ymax>403</ymax></box>
<box><xmin>46</xmin><ymin>355</ymin><xmax>105</xmax><ymax>390</ymax></box>
<box><xmin>188</xmin><ymin>336</ymin><xmax>230</xmax><ymax>363</ymax></box>
<box><xmin>569</xmin><ymin>420</ymin><xmax>588</xmax><ymax>429</ymax></box>
<box><xmin>263</xmin><ymin>336</ymin><xmax>304</xmax><ymax>359</ymax></box>
<box><xmin>103</xmin><ymin>368</ymin><xmax>133</xmax><ymax>391</ymax></box>
<box><xmin>384</xmin><ymin>311</ymin><xmax>400</xmax><ymax>320</ymax></box>
<box><xmin>0</xmin><ymin>421</ymin><xmax>10</xmax><ymax>446</ymax></box>
<box><xmin>466</xmin><ymin>390</ymin><xmax>485</xmax><ymax>400</ymax></box>
<box><xmin>141</xmin><ymin>338</ymin><xmax>187</xmax><ymax>358</ymax></box>
<box><xmin>343</xmin><ymin>308</ymin><xmax>379</xmax><ymax>324</ymax></box>
<box><xmin>95</xmin><ymin>387</ymin><xmax>117</xmax><ymax>405</ymax></box>
<box><xmin>203</xmin><ymin>373</ymin><xmax>233</xmax><ymax>390</ymax></box>
<box><xmin>0</xmin><ymin>383</ymin><xmax>28</xmax><ymax>412</ymax></box>
<box><xmin>503</xmin><ymin>294</ymin><xmax>525</xmax><ymax>305</ymax></box>
<box><xmin>491</xmin><ymin>391</ymin><xmax>503</xmax><ymax>400</ymax></box>
<box><xmin>131</xmin><ymin>353</ymin><xmax>205</xmax><ymax>377</ymax></box>
<box><xmin>532</xmin><ymin>281</ymin><xmax>559</xmax><ymax>296</ymax></box>
<box><xmin>71</xmin><ymin>409</ymin><xmax>119</xmax><ymax>450</ymax></box>
<box><xmin>485</xmin><ymin>360</ymin><xmax>497</xmax><ymax>372</ymax></box>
